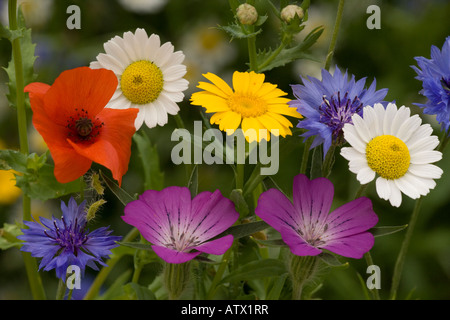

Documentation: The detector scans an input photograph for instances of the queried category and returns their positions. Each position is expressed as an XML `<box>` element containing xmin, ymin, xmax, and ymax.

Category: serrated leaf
<box><xmin>15</xmin><ymin>162</ymin><xmax>84</xmax><ymax>201</ymax></box>
<box><xmin>0</xmin><ymin>149</ymin><xmax>27</xmax><ymax>172</ymax></box>
<box><xmin>256</xmin><ymin>26</ymin><xmax>324</xmax><ymax>72</ymax></box>
<box><xmin>219</xmin><ymin>259</ymin><xmax>287</xmax><ymax>284</ymax></box>
<box><xmin>133</xmin><ymin>132</ymin><xmax>164</xmax><ymax>191</ymax></box>
<box><xmin>4</xmin><ymin>8</ymin><xmax>37</xmax><ymax>109</ymax></box>
<box><xmin>217</xmin><ymin>23</ymin><xmax>262</xmax><ymax>40</ymax></box>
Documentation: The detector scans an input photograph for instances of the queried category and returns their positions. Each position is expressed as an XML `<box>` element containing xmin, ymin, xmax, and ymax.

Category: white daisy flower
<box><xmin>341</xmin><ymin>103</ymin><xmax>443</xmax><ymax>207</ymax></box>
<box><xmin>90</xmin><ymin>28</ymin><xmax>189</xmax><ymax>130</ymax></box>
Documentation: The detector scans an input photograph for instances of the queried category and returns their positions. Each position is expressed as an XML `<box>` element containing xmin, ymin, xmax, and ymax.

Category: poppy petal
<box><xmin>67</xmin><ymin>108</ymin><xmax>138</xmax><ymax>186</ymax></box>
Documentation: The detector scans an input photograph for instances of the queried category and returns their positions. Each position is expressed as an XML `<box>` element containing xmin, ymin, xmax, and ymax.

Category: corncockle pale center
<box><xmin>298</xmin><ymin>223</ymin><xmax>328</xmax><ymax>247</ymax></box>
<box><xmin>366</xmin><ymin>134</ymin><xmax>410</xmax><ymax>180</ymax></box>
<box><xmin>120</xmin><ymin>60</ymin><xmax>164</xmax><ymax>105</ymax></box>
<box><xmin>227</xmin><ymin>93</ymin><xmax>267</xmax><ymax>118</ymax></box>
<box><xmin>165</xmin><ymin>231</ymin><xmax>202</xmax><ymax>252</ymax></box>
<box><xmin>319</xmin><ymin>91</ymin><xmax>363</xmax><ymax>140</ymax></box>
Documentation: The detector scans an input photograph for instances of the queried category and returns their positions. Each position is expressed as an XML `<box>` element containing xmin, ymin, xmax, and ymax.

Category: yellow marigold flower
<box><xmin>190</xmin><ymin>71</ymin><xmax>302</xmax><ymax>143</ymax></box>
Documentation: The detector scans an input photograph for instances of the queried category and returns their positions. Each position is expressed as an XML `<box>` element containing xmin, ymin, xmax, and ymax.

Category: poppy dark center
<box><xmin>66</xmin><ymin>108</ymin><xmax>104</xmax><ymax>143</ymax></box>
<box><xmin>76</xmin><ymin>118</ymin><xmax>93</xmax><ymax>137</ymax></box>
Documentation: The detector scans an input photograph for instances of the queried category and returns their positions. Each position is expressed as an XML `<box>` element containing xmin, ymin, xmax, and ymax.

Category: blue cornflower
<box><xmin>290</xmin><ymin>67</ymin><xmax>388</xmax><ymax>155</ymax></box>
<box><xmin>412</xmin><ymin>36</ymin><xmax>450</xmax><ymax>133</ymax></box>
<box><xmin>18</xmin><ymin>197</ymin><xmax>121</xmax><ymax>280</ymax></box>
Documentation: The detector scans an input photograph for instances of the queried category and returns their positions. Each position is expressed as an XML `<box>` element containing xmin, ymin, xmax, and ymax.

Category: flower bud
<box><xmin>281</xmin><ymin>4</ymin><xmax>304</xmax><ymax>23</ymax></box>
<box><xmin>236</xmin><ymin>3</ymin><xmax>258</xmax><ymax>25</ymax></box>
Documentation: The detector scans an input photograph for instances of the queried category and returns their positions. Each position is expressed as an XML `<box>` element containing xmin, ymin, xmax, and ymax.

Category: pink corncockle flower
<box><xmin>122</xmin><ymin>186</ymin><xmax>239</xmax><ymax>264</ymax></box>
<box><xmin>255</xmin><ymin>174</ymin><xmax>378</xmax><ymax>259</ymax></box>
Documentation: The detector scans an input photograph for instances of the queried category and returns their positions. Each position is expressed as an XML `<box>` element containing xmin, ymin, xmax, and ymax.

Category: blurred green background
<box><xmin>0</xmin><ymin>0</ymin><xmax>449</xmax><ymax>300</ymax></box>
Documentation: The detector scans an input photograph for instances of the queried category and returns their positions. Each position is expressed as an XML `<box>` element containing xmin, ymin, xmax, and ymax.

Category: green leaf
<box><xmin>4</xmin><ymin>8</ymin><xmax>37</xmax><ymax>109</ymax></box>
<box><xmin>100</xmin><ymin>170</ymin><xmax>136</xmax><ymax>206</ymax></box>
<box><xmin>256</xmin><ymin>26</ymin><xmax>324</xmax><ymax>72</ymax></box>
<box><xmin>318</xmin><ymin>252</ymin><xmax>349</xmax><ymax>268</ymax></box>
<box><xmin>0</xmin><ymin>223</ymin><xmax>23</xmax><ymax>250</ymax></box>
<box><xmin>371</xmin><ymin>225</ymin><xmax>408</xmax><ymax>237</ymax></box>
<box><xmin>217</xmin><ymin>23</ymin><xmax>262</xmax><ymax>40</ymax></box>
<box><xmin>133</xmin><ymin>132</ymin><xmax>164</xmax><ymax>191</ymax></box>
<box><xmin>252</xmin><ymin>238</ymin><xmax>287</xmax><ymax>247</ymax></box>
<box><xmin>0</xmin><ymin>149</ymin><xmax>27</xmax><ymax>172</ymax></box>
<box><xmin>118</xmin><ymin>241</ymin><xmax>153</xmax><ymax>251</ymax></box>
<box><xmin>266</xmin><ymin>273</ymin><xmax>289</xmax><ymax>300</ymax></box>
<box><xmin>219</xmin><ymin>259</ymin><xmax>287</xmax><ymax>284</ymax></box>
<box><xmin>123</xmin><ymin>282</ymin><xmax>156</xmax><ymax>300</ymax></box>
<box><xmin>213</xmin><ymin>220</ymin><xmax>270</xmax><ymax>241</ymax></box>
<box><xmin>1</xmin><ymin>150</ymin><xmax>82</xmax><ymax>200</ymax></box>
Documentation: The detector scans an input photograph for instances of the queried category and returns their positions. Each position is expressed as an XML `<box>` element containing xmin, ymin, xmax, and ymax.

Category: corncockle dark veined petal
<box><xmin>18</xmin><ymin>197</ymin><xmax>121</xmax><ymax>280</ymax></box>
<box><xmin>255</xmin><ymin>174</ymin><xmax>378</xmax><ymax>259</ymax></box>
<box><xmin>122</xmin><ymin>186</ymin><xmax>239</xmax><ymax>264</ymax></box>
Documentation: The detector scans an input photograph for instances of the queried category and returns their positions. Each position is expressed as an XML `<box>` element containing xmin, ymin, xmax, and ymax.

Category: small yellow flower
<box><xmin>190</xmin><ymin>71</ymin><xmax>302</xmax><ymax>143</ymax></box>
<box><xmin>0</xmin><ymin>170</ymin><xmax>21</xmax><ymax>205</ymax></box>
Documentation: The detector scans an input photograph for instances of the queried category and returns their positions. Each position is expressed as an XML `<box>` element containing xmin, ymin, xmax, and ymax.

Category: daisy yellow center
<box><xmin>366</xmin><ymin>135</ymin><xmax>410</xmax><ymax>180</ymax></box>
<box><xmin>120</xmin><ymin>60</ymin><xmax>163</xmax><ymax>104</ymax></box>
<box><xmin>227</xmin><ymin>93</ymin><xmax>267</xmax><ymax>118</ymax></box>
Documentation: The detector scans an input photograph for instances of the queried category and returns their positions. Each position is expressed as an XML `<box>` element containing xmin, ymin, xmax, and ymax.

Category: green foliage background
<box><xmin>0</xmin><ymin>0</ymin><xmax>449</xmax><ymax>299</ymax></box>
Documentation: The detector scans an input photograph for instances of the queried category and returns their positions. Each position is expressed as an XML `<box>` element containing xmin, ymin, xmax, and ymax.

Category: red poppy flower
<box><xmin>24</xmin><ymin>67</ymin><xmax>139</xmax><ymax>186</ymax></box>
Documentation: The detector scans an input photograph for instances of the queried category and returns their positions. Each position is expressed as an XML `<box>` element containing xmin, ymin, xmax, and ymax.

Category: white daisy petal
<box><xmin>396</xmin><ymin>114</ymin><xmax>422</xmax><ymax>142</ymax></box>
<box><xmin>388</xmin><ymin>181</ymin><xmax>403</xmax><ymax>207</ymax></box>
<box><xmin>410</xmin><ymin>150</ymin><xmax>442</xmax><ymax>164</ymax></box>
<box><xmin>154</xmin><ymin>42</ymin><xmax>175</xmax><ymax>67</ymax></box>
<box><xmin>96</xmin><ymin>53</ymin><xmax>124</xmax><ymax>74</ymax></box>
<box><xmin>146</xmin><ymin>34</ymin><xmax>161</xmax><ymax>62</ymax></box>
<box><xmin>356</xmin><ymin>167</ymin><xmax>376</xmax><ymax>185</ymax></box>
<box><xmin>343</xmin><ymin>124</ymin><xmax>366</xmax><ymax>154</ymax></box>
<box><xmin>394</xmin><ymin>175</ymin><xmax>421</xmax><ymax>199</ymax></box>
<box><xmin>375</xmin><ymin>177</ymin><xmax>391</xmax><ymax>201</ymax></box>
<box><xmin>103</xmin><ymin>40</ymin><xmax>131</xmax><ymax>69</ymax></box>
<box><xmin>135</xmin><ymin>106</ymin><xmax>145</xmax><ymax>130</ymax></box>
<box><xmin>408</xmin><ymin>135</ymin><xmax>440</xmax><ymax>154</ymax></box>
<box><xmin>144</xmin><ymin>104</ymin><xmax>158</xmax><ymax>128</ymax></box>
<box><xmin>163</xmin><ymin>65</ymin><xmax>187</xmax><ymax>82</ymax></box>
<box><xmin>389</xmin><ymin>105</ymin><xmax>410</xmax><ymax>136</ymax></box>
<box><xmin>382</xmin><ymin>102</ymin><xmax>398</xmax><ymax>135</ymax></box>
<box><xmin>408</xmin><ymin>163</ymin><xmax>443</xmax><ymax>179</ymax></box>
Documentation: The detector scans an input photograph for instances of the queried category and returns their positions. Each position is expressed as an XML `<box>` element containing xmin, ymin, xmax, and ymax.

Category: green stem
<box><xmin>83</xmin><ymin>227</ymin><xmax>140</xmax><ymax>300</ymax></box>
<box><xmin>389</xmin><ymin>197</ymin><xmax>423</xmax><ymax>300</ymax></box>
<box><xmin>206</xmin><ymin>245</ymin><xmax>233</xmax><ymax>299</ymax></box>
<box><xmin>236</xmin><ymin>163</ymin><xmax>245</xmax><ymax>190</ymax></box>
<box><xmin>324</xmin><ymin>0</ymin><xmax>346</xmax><ymax>71</ymax></box>
<box><xmin>174</xmin><ymin>113</ymin><xmax>192</xmax><ymax>182</ymax></box>
<box><xmin>247</xmin><ymin>34</ymin><xmax>258</xmax><ymax>72</ymax></box>
<box><xmin>364</xmin><ymin>252</ymin><xmax>380</xmax><ymax>300</ymax></box>
<box><xmin>9</xmin><ymin>0</ymin><xmax>46</xmax><ymax>300</ymax></box>
<box><xmin>299</xmin><ymin>137</ymin><xmax>313</xmax><ymax>174</ymax></box>
<box><xmin>321</xmin><ymin>144</ymin><xmax>336</xmax><ymax>178</ymax></box>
